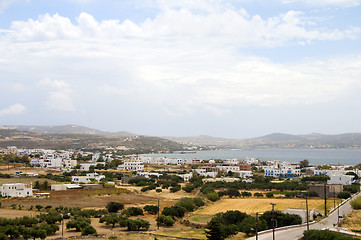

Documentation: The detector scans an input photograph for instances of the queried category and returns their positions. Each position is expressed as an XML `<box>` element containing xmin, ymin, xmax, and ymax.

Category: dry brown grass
<box><xmin>0</xmin><ymin>208</ymin><xmax>38</xmax><ymax>218</ymax></box>
<box><xmin>1</xmin><ymin>187</ymin><xmax>158</xmax><ymax>209</ymax></box>
<box><xmin>195</xmin><ymin>197</ymin><xmax>335</xmax><ymax>215</ymax></box>
<box><xmin>340</xmin><ymin>209</ymin><xmax>361</xmax><ymax>231</ymax></box>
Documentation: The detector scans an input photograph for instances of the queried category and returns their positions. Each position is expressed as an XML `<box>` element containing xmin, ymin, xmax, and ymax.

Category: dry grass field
<box><xmin>0</xmin><ymin>208</ymin><xmax>38</xmax><ymax>218</ymax></box>
<box><xmin>195</xmin><ymin>197</ymin><xmax>336</xmax><ymax>215</ymax></box>
<box><xmin>340</xmin><ymin>209</ymin><xmax>361</xmax><ymax>231</ymax></box>
<box><xmin>0</xmin><ymin>187</ymin><xmax>158</xmax><ymax>209</ymax></box>
<box><xmin>0</xmin><ymin>177</ymin><xmax>57</xmax><ymax>186</ymax></box>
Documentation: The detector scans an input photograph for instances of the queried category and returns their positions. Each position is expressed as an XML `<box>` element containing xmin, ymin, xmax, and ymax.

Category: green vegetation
<box><xmin>350</xmin><ymin>196</ymin><xmax>361</xmax><ymax>209</ymax></box>
<box><xmin>303</xmin><ymin>230</ymin><xmax>358</xmax><ymax>240</ymax></box>
<box><xmin>106</xmin><ymin>201</ymin><xmax>124</xmax><ymax>213</ymax></box>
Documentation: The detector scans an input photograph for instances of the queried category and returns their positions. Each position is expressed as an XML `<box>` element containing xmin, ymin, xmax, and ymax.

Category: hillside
<box><xmin>0</xmin><ymin>129</ymin><xmax>184</xmax><ymax>152</ymax></box>
<box><xmin>1</xmin><ymin>125</ymin><xmax>135</xmax><ymax>137</ymax></box>
<box><xmin>166</xmin><ymin>133</ymin><xmax>361</xmax><ymax>149</ymax></box>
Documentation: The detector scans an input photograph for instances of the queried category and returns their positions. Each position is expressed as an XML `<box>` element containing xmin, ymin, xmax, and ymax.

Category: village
<box><xmin>0</xmin><ymin>145</ymin><xmax>360</xmax><ymax>240</ymax></box>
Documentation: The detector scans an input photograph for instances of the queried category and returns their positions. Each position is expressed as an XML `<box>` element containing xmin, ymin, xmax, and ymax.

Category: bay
<box><xmin>142</xmin><ymin>149</ymin><xmax>361</xmax><ymax>166</ymax></box>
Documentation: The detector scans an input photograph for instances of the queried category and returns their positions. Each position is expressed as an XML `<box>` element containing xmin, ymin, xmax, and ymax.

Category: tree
<box><xmin>206</xmin><ymin>192</ymin><xmax>219</xmax><ymax>202</ymax></box>
<box><xmin>106</xmin><ymin>202</ymin><xmax>124</xmax><ymax>213</ymax></box>
<box><xmin>35</xmin><ymin>205</ymin><xmax>43</xmax><ymax>211</ymax></box>
<box><xmin>126</xmin><ymin>218</ymin><xmax>150</xmax><ymax>231</ymax></box>
<box><xmin>205</xmin><ymin>217</ymin><xmax>225</xmax><ymax>240</ymax></box>
<box><xmin>156</xmin><ymin>215</ymin><xmax>175</xmax><ymax>226</ymax></box>
<box><xmin>143</xmin><ymin>205</ymin><xmax>159</xmax><ymax>215</ymax></box>
<box><xmin>337</xmin><ymin>191</ymin><xmax>351</xmax><ymax>199</ymax></box>
<box><xmin>99</xmin><ymin>214</ymin><xmax>119</xmax><ymax>228</ymax></box>
<box><xmin>81</xmin><ymin>226</ymin><xmax>97</xmax><ymax>236</ymax></box>
<box><xmin>300</xmin><ymin>159</ymin><xmax>309</xmax><ymax>168</ymax></box>
<box><xmin>123</xmin><ymin>207</ymin><xmax>143</xmax><ymax>216</ymax></box>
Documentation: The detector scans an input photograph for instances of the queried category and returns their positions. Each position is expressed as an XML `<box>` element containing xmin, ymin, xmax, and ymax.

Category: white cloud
<box><xmin>0</xmin><ymin>6</ymin><xmax>360</xmax><ymax>116</ymax></box>
<box><xmin>282</xmin><ymin>0</ymin><xmax>361</xmax><ymax>7</ymax></box>
<box><xmin>37</xmin><ymin>78</ymin><xmax>76</xmax><ymax>112</ymax></box>
<box><xmin>0</xmin><ymin>0</ymin><xmax>17</xmax><ymax>12</ymax></box>
<box><xmin>11</xmin><ymin>83</ymin><xmax>24</xmax><ymax>92</ymax></box>
<box><xmin>0</xmin><ymin>103</ymin><xmax>26</xmax><ymax>117</ymax></box>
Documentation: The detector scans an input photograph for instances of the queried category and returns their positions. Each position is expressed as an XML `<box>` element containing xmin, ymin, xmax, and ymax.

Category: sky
<box><xmin>1</xmin><ymin>0</ymin><xmax>361</xmax><ymax>138</ymax></box>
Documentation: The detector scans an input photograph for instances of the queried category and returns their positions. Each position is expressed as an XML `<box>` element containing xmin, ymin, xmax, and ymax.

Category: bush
<box><xmin>123</xmin><ymin>207</ymin><xmax>143</xmax><ymax>216</ymax></box>
<box><xmin>126</xmin><ymin>218</ymin><xmax>150</xmax><ymax>231</ymax></box>
<box><xmin>265</xmin><ymin>192</ymin><xmax>274</xmax><ymax>198</ymax></box>
<box><xmin>304</xmin><ymin>230</ymin><xmax>357</xmax><ymax>240</ymax></box>
<box><xmin>337</xmin><ymin>191</ymin><xmax>351</xmax><ymax>199</ymax></box>
<box><xmin>260</xmin><ymin>210</ymin><xmax>302</xmax><ymax>229</ymax></box>
<box><xmin>350</xmin><ymin>196</ymin><xmax>361</xmax><ymax>209</ymax></box>
<box><xmin>206</xmin><ymin>192</ymin><xmax>220</xmax><ymax>202</ymax></box>
<box><xmin>170</xmin><ymin>185</ymin><xmax>181</xmax><ymax>193</ymax></box>
<box><xmin>156</xmin><ymin>188</ymin><xmax>162</xmax><ymax>192</ymax></box>
<box><xmin>254</xmin><ymin>192</ymin><xmax>263</xmax><ymax>198</ymax></box>
<box><xmin>143</xmin><ymin>205</ymin><xmax>159</xmax><ymax>215</ymax></box>
<box><xmin>106</xmin><ymin>202</ymin><xmax>124</xmax><ymax>213</ymax></box>
<box><xmin>241</xmin><ymin>191</ymin><xmax>252</xmax><ymax>197</ymax></box>
<box><xmin>162</xmin><ymin>206</ymin><xmax>186</xmax><ymax>219</ymax></box>
<box><xmin>81</xmin><ymin>225</ymin><xmax>97</xmax><ymax>236</ymax></box>
<box><xmin>182</xmin><ymin>185</ymin><xmax>195</xmax><ymax>193</ymax></box>
<box><xmin>156</xmin><ymin>215</ymin><xmax>175</xmax><ymax>226</ymax></box>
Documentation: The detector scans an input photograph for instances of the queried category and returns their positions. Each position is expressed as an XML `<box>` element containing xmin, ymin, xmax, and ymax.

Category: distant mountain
<box><xmin>2</xmin><ymin>125</ymin><xmax>135</xmax><ymax>137</ymax></box>
<box><xmin>0</xmin><ymin>128</ymin><xmax>184</xmax><ymax>152</ymax></box>
<box><xmin>166</xmin><ymin>133</ymin><xmax>361</xmax><ymax>149</ymax></box>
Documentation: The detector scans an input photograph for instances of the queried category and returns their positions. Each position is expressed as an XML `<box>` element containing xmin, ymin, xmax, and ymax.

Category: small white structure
<box><xmin>79</xmin><ymin>163</ymin><xmax>96</xmax><ymax>171</ymax></box>
<box><xmin>71</xmin><ymin>173</ymin><xmax>105</xmax><ymax>183</ymax></box>
<box><xmin>0</xmin><ymin>183</ymin><xmax>33</xmax><ymax>197</ymax></box>
<box><xmin>327</xmin><ymin>175</ymin><xmax>354</xmax><ymax>186</ymax></box>
<box><xmin>51</xmin><ymin>184</ymin><xmax>82</xmax><ymax>191</ymax></box>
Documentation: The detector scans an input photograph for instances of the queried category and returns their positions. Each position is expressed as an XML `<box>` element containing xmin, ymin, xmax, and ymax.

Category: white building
<box><xmin>263</xmin><ymin>161</ymin><xmax>300</xmax><ymax>178</ymax></box>
<box><xmin>63</xmin><ymin>159</ymin><xmax>77</xmax><ymax>168</ymax></box>
<box><xmin>71</xmin><ymin>173</ymin><xmax>105</xmax><ymax>183</ymax></box>
<box><xmin>327</xmin><ymin>175</ymin><xmax>354</xmax><ymax>185</ymax></box>
<box><xmin>0</xmin><ymin>183</ymin><xmax>33</xmax><ymax>197</ymax></box>
<box><xmin>79</xmin><ymin>163</ymin><xmax>96</xmax><ymax>171</ymax></box>
<box><xmin>118</xmin><ymin>161</ymin><xmax>144</xmax><ymax>172</ymax></box>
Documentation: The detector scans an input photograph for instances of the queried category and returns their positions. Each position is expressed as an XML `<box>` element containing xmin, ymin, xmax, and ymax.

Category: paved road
<box><xmin>247</xmin><ymin>192</ymin><xmax>361</xmax><ymax>240</ymax></box>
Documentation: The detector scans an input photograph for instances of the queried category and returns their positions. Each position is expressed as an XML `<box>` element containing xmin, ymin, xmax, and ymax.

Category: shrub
<box><xmin>241</xmin><ymin>191</ymin><xmax>252</xmax><ymax>197</ymax></box>
<box><xmin>337</xmin><ymin>191</ymin><xmax>351</xmax><ymax>199</ymax></box>
<box><xmin>143</xmin><ymin>205</ymin><xmax>159</xmax><ymax>215</ymax></box>
<box><xmin>156</xmin><ymin>189</ymin><xmax>162</xmax><ymax>192</ymax></box>
<box><xmin>123</xmin><ymin>207</ymin><xmax>143</xmax><ymax>216</ymax></box>
<box><xmin>106</xmin><ymin>202</ymin><xmax>124</xmax><ymax>213</ymax></box>
<box><xmin>350</xmin><ymin>196</ymin><xmax>361</xmax><ymax>209</ymax></box>
<box><xmin>304</xmin><ymin>230</ymin><xmax>357</xmax><ymax>240</ymax></box>
<box><xmin>126</xmin><ymin>218</ymin><xmax>150</xmax><ymax>231</ymax></box>
<box><xmin>206</xmin><ymin>192</ymin><xmax>220</xmax><ymax>202</ymax></box>
<box><xmin>170</xmin><ymin>185</ymin><xmax>181</xmax><ymax>193</ymax></box>
<box><xmin>81</xmin><ymin>225</ymin><xmax>97</xmax><ymax>236</ymax></box>
<box><xmin>193</xmin><ymin>197</ymin><xmax>205</xmax><ymax>207</ymax></box>
<box><xmin>253</xmin><ymin>192</ymin><xmax>263</xmax><ymax>198</ymax></box>
<box><xmin>156</xmin><ymin>215</ymin><xmax>175</xmax><ymax>226</ymax></box>
<box><xmin>182</xmin><ymin>185</ymin><xmax>195</xmax><ymax>193</ymax></box>
<box><xmin>265</xmin><ymin>192</ymin><xmax>274</xmax><ymax>198</ymax></box>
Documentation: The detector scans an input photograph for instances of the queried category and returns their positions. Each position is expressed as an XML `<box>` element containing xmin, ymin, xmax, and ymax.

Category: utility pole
<box><xmin>324</xmin><ymin>182</ymin><xmax>327</xmax><ymax>217</ymax></box>
<box><xmin>337</xmin><ymin>202</ymin><xmax>340</xmax><ymax>226</ymax></box>
<box><xmin>306</xmin><ymin>196</ymin><xmax>309</xmax><ymax>231</ymax></box>
<box><xmin>256</xmin><ymin>212</ymin><xmax>259</xmax><ymax>240</ymax></box>
<box><xmin>271</xmin><ymin>203</ymin><xmax>276</xmax><ymax>240</ymax></box>
<box><xmin>157</xmin><ymin>199</ymin><xmax>160</xmax><ymax>230</ymax></box>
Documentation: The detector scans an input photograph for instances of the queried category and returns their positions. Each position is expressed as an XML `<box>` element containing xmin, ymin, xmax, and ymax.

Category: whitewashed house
<box><xmin>327</xmin><ymin>175</ymin><xmax>354</xmax><ymax>185</ymax></box>
<box><xmin>71</xmin><ymin>173</ymin><xmax>105</xmax><ymax>183</ymax></box>
<box><xmin>118</xmin><ymin>161</ymin><xmax>144</xmax><ymax>172</ymax></box>
<box><xmin>263</xmin><ymin>161</ymin><xmax>300</xmax><ymax>178</ymax></box>
<box><xmin>0</xmin><ymin>183</ymin><xmax>33</xmax><ymax>197</ymax></box>
<box><xmin>79</xmin><ymin>163</ymin><xmax>96</xmax><ymax>171</ymax></box>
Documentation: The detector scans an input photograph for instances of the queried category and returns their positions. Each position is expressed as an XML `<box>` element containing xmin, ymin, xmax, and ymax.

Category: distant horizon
<box><xmin>2</xmin><ymin>123</ymin><xmax>361</xmax><ymax>139</ymax></box>
<box><xmin>1</xmin><ymin>1</ymin><xmax>361</xmax><ymax>139</ymax></box>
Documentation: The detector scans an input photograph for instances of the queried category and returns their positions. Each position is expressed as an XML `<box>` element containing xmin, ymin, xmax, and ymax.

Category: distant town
<box><xmin>0</xmin><ymin>144</ymin><xmax>360</xmax><ymax>240</ymax></box>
